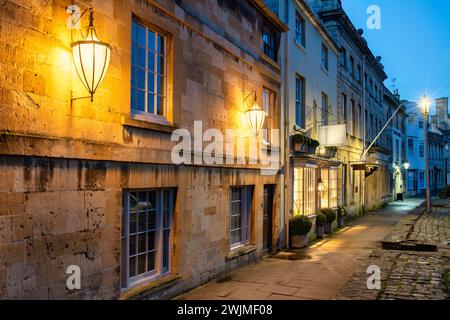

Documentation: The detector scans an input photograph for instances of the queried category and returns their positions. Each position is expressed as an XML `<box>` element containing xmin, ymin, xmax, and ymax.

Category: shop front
<box><xmin>292</xmin><ymin>157</ymin><xmax>340</xmax><ymax>217</ymax></box>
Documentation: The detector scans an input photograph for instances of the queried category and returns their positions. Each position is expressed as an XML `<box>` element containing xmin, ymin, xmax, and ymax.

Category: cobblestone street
<box><xmin>336</xmin><ymin>198</ymin><xmax>450</xmax><ymax>300</ymax></box>
<box><xmin>176</xmin><ymin>198</ymin><xmax>440</xmax><ymax>300</ymax></box>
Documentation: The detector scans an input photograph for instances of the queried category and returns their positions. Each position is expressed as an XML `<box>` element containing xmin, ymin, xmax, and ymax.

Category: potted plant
<box><xmin>292</xmin><ymin>133</ymin><xmax>309</xmax><ymax>153</ymax></box>
<box><xmin>321</xmin><ymin>208</ymin><xmax>336</xmax><ymax>234</ymax></box>
<box><xmin>324</xmin><ymin>146</ymin><xmax>338</xmax><ymax>159</ymax></box>
<box><xmin>316</xmin><ymin>213</ymin><xmax>326</xmax><ymax>239</ymax></box>
<box><xmin>308</xmin><ymin>139</ymin><xmax>320</xmax><ymax>155</ymax></box>
<box><xmin>289</xmin><ymin>215</ymin><xmax>312</xmax><ymax>249</ymax></box>
<box><xmin>338</xmin><ymin>206</ymin><xmax>347</xmax><ymax>227</ymax></box>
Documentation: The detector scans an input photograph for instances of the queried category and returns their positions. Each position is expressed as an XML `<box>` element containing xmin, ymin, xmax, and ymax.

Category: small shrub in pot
<box><xmin>316</xmin><ymin>213</ymin><xmax>326</xmax><ymax>239</ymax></box>
<box><xmin>321</xmin><ymin>208</ymin><xmax>336</xmax><ymax>234</ymax></box>
<box><xmin>290</xmin><ymin>215</ymin><xmax>312</xmax><ymax>248</ymax></box>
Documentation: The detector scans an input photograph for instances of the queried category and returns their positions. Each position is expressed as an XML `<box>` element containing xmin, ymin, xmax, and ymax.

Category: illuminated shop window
<box><xmin>294</xmin><ymin>167</ymin><xmax>316</xmax><ymax>216</ymax></box>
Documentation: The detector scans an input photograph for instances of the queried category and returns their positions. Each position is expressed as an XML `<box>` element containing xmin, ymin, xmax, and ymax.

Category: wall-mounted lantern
<box><xmin>317</xmin><ymin>178</ymin><xmax>324</xmax><ymax>193</ymax></box>
<box><xmin>71</xmin><ymin>8</ymin><xmax>112</xmax><ymax>102</ymax></box>
<box><xmin>244</xmin><ymin>92</ymin><xmax>266</xmax><ymax>136</ymax></box>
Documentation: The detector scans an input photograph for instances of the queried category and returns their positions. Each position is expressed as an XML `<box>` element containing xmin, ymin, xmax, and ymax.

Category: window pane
<box><xmin>148</xmin><ymin>30</ymin><xmax>155</xmax><ymax>51</ymax></box>
<box><xmin>138</xmin><ymin>233</ymin><xmax>147</xmax><ymax>254</ymax></box>
<box><xmin>130</xmin><ymin>212</ymin><xmax>137</xmax><ymax>234</ymax></box>
<box><xmin>138</xmin><ymin>211</ymin><xmax>147</xmax><ymax>233</ymax></box>
<box><xmin>134</xmin><ymin>90</ymin><xmax>145</xmax><ymax>113</ymax></box>
<box><xmin>134</xmin><ymin>67</ymin><xmax>146</xmax><ymax>89</ymax></box>
<box><xmin>156</xmin><ymin>96</ymin><xmax>164</xmax><ymax>115</ymax></box>
<box><xmin>129</xmin><ymin>256</ymin><xmax>136</xmax><ymax>278</ymax></box>
<box><xmin>147</xmin><ymin>72</ymin><xmax>155</xmax><ymax>93</ymax></box>
<box><xmin>157</xmin><ymin>75</ymin><xmax>165</xmax><ymax>96</ymax></box>
<box><xmin>158</xmin><ymin>35</ymin><xmax>165</xmax><ymax>54</ymax></box>
<box><xmin>157</xmin><ymin>55</ymin><xmax>165</xmax><ymax>75</ymax></box>
<box><xmin>137</xmin><ymin>254</ymin><xmax>146</xmax><ymax>275</ymax></box>
<box><xmin>147</xmin><ymin>251</ymin><xmax>156</xmax><ymax>272</ymax></box>
<box><xmin>148</xmin><ymin>94</ymin><xmax>155</xmax><ymax>114</ymax></box>
<box><xmin>137</xmin><ymin>25</ymin><xmax>146</xmax><ymax>46</ymax></box>
<box><xmin>147</xmin><ymin>52</ymin><xmax>155</xmax><ymax>73</ymax></box>
<box><xmin>148</xmin><ymin>212</ymin><xmax>156</xmax><ymax>231</ymax></box>
<box><xmin>129</xmin><ymin>235</ymin><xmax>137</xmax><ymax>256</ymax></box>
<box><xmin>148</xmin><ymin>231</ymin><xmax>156</xmax><ymax>251</ymax></box>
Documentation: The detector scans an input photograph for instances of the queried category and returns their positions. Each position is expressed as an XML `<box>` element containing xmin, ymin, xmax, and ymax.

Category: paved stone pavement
<box><xmin>176</xmin><ymin>199</ymin><xmax>426</xmax><ymax>300</ymax></box>
<box><xmin>336</xmin><ymin>198</ymin><xmax>450</xmax><ymax>300</ymax></box>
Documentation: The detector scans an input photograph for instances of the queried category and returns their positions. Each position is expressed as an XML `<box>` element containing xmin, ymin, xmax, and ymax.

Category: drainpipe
<box><xmin>283</xmin><ymin>0</ymin><xmax>290</xmax><ymax>249</ymax></box>
<box><xmin>362</xmin><ymin>54</ymin><xmax>367</xmax><ymax>210</ymax></box>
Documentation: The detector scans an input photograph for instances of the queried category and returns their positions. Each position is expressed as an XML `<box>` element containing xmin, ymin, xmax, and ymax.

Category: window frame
<box><xmin>295</xmin><ymin>12</ymin><xmax>306</xmax><ymax>48</ymax></box>
<box><xmin>295</xmin><ymin>75</ymin><xmax>305</xmax><ymax>128</ymax></box>
<box><xmin>321</xmin><ymin>44</ymin><xmax>329</xmax><ymax>71</ymax></box>
<box><xmin>230</xmin><ymin>187</ymin><xmax>253</xmax><ymax>249</ymax></box>
<box><xmin>131</xmin><ymin>18</ymin><xmax>171</xmax><ymax>124</ymax></box>
<box><xmin>121</xmin><ymin>189</ymin><xmax>176</xmax><ymax>290</ymax></box>
<box><xmin>262</xmin><ymin>88</ymin><xmax>276</xmax><ymax>144</ymax></box>
<box><xmin>262</xmin><ymin>25</ymin><xmax>277</xmax><ymax>62</ymax></box>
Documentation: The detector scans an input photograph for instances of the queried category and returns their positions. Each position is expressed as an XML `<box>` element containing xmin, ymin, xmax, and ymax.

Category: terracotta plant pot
<box><xmin>324</xmin><ymin>223</ymin><xmax>332</xmax><ymax>234</ymax></box>
<box><xmin>317</xmin><ymin>226</ymin><xmax>325</xmax><ymax>239</ymax></box>
<box><xmin>338</xmin><ymin>216</ymin><xmax>344</xmax><ymax>228</ymax></box>
<box><xmin>291</xmin><ymin>234</ymin><xmax>308</xmax><ymax>249</ymax></box>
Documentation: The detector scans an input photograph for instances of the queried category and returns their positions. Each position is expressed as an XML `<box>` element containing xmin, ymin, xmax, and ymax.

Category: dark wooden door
<box><xmin>263</xmin><ymin>185</ymin><xmax>275</xmax><ymax>252</ymax></box>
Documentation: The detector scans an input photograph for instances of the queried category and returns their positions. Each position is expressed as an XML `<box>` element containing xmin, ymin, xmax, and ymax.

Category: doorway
<box><xmin>263</xmin><ymin>185</ymin><xmax>275</xmax><ymax>253</ymax></box>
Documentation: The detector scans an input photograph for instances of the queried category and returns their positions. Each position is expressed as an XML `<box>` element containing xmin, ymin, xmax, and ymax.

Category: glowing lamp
<box><xmin>317</xmin><ymin>178</ymin><xmax>324</xmax><ymax>193</ymax></box>
<box><xmin>72</xmin><ymin>9</ymin><xmax>112</xmax><ymax>102</ymax></box>
<box><xmin>403</xmin><ymin>162</ymin><xmax>410</xmax><ymax>170</ymax></box>
<box><xmin>419</xmin><ymin>96</ymin><xmax>431</xmax><ymax>116</ymax></box>
<box><xmin>245</xmin><ymin>94</ymin><xmax>266</xmax><ymax>136</ymax></box>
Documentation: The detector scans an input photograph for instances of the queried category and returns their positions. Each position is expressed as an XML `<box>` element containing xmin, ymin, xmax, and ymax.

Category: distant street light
<box><xmin>420</xmin><ymin>96</ymin><xmax>432</xmax><ymax>213</ymax></box>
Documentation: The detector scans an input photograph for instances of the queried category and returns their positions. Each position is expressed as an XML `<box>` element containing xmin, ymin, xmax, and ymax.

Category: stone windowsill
<box><xmin>259</xmin><ymin>53</ymin><xmax>281</xmax><ymax>71</ymax></box>
<box><xmin>226</xmin><ymin>245</ymin><xmax>257</xmax><ymax>261</ymax></box>
<box><xmin>122</xmin><ymin>116</ymin><xmax>178</xmax><ymax>134</ymax></box>
<box><xmin>294</xmin><ymin>39</ymin><xmax>307</xmax><ymax>54</ymax></box>
<box><xmin>119</xmin><ymin>274</ymin><xmax>182</xmax><ymax>300</ymax></box>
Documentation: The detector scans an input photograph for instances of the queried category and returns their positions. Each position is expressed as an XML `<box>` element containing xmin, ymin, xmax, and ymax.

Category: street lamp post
<box><xmin>420</xmin><ymin>96</ymin><xmax>432</xmax><ymax>213</ymax></box>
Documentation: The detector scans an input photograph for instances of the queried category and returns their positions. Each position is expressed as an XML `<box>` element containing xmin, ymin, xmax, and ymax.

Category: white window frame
<box><xmin>121</xmin><ymin>189</ymin><xmax>175</xmax><ymax>289</ymax></box>
<box><xmin>230</xmin><ymin>187</ymin><xmax>253</xmax><ymax>249</ymax></box>
<box><xmin>131</xmin><ymin>20</ymin><xmax>168</xmax><ymax>122</ymax></box>
<box><xmin>295</xmin><ymin>12</ymin><xmax>306</xmax><ymax>47</ymax></box>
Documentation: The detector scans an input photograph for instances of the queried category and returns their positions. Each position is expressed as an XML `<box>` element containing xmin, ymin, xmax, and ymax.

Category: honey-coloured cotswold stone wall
<box><xmin>0</xmin><ymin>156</ymin><xmax>280</xmax><ymax>299</ymax></box>
<box><xmin>0</xmin><ymin>0</ymin><xmax>284</xmax><ymax>299</ymax></box>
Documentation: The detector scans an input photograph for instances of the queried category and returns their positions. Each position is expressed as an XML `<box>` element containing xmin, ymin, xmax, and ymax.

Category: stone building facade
<box><xmin>404</xmin><ymin>100</ymin><xmax>446</xmax><ymax>196</ymax></box>
<box><xmin>306</xmin><ymin>0</ymin><xmax>389</xmax><ymax>215</ymax></box>
<box><xmin>265</xmin><ymin>0</ymin><xmax>340</xmax><ymax>243</ymax></box>
<box><xmin>0</xmin><ymin>0</ymin><xmax>287</xmax><ymax>299</ymax></box>
<box><xmin>382</xmin><ymin>87</ymin><xmax>406</xmax><ymax>202</ymax></box>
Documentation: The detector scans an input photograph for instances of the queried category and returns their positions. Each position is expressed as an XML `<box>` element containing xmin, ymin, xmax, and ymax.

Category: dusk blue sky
<box><xmin>342</xmin><ymin>0</ymin><xmax>450</xmax><ymax>110</ymax></box>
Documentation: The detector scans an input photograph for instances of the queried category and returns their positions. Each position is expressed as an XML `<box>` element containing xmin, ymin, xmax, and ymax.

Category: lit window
<box><xmin>294</xmin><ymin>167</ymin><xmax>316</xmax><ymax>216</ymax></box>
<box><xmin>262</xmin><ymin>89</ymin><xmax>275</xmax><ymax>144</ymax></box>
<box><xmin>321</xmin><ymin>169</ymin><xmax>338</xmax><ymax>208</ymax></box>
<box><xmin>121</xmin><ymin>189</ymin><xmax>175</xmax><ymax>289</ymax></box>
<box><xmin>230</xmin><ymin>187</ymin><xmax>253</xmax><ymax>249</ymax></box>
<box><xmin>131</xmin><ymin>20</ymin><xmax>167</xmax><ymax>118</ymax></box>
